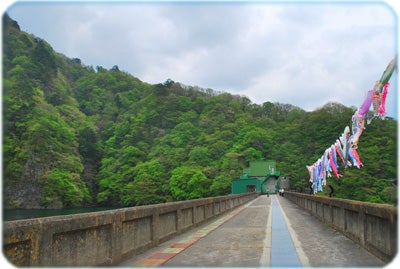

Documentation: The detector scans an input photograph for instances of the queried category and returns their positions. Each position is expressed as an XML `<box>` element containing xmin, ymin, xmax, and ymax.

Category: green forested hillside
<box><xmin>2</xmin><ymin>15</ymin><xmax>397</xmax><ymax>209</ymax></box>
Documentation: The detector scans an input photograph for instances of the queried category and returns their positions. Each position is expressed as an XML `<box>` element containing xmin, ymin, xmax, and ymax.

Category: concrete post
<box><xmin>152</xmin><ymin>209</ymin><xmax>160</xmax><ymax>246</ymax></box>
<box><xmin>176</xmin><ymin>208</ymin><xmax>183</xmax><ymax>233</ymax></box>
<box><xmin>110</xmin><ymin>211</ymin><xmax>123</xmax><ymax>265</ymax></box>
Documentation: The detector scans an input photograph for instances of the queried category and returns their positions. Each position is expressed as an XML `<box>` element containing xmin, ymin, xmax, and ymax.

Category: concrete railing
<box><xmin>3</xmin><ymin>193</ymin><xmax>256</xmax><ymax>266</ymax></box>
<box><xmin>284</xmin><ymin>192</ymin><xmax>397</xmax><ymax>262</ymax></box>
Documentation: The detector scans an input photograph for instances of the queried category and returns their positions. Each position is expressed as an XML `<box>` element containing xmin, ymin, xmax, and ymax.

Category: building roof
<box><xmin>243</xmin><ymin>160</ymin><xmax>280</xmax><ymax>177</ymax></box>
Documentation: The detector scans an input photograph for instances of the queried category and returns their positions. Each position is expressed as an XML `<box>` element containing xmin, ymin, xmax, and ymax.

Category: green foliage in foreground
<box><xmin>3</xmin><ymin>14</ymin><xmax>397</xmax><ymax>208</ymax></box>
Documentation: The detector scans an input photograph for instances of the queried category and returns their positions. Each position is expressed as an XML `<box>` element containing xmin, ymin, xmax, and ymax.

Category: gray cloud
<box><xmin>5</xmin><ymin>1</ymin><xmax>398</xmax><ymax>117</ymax></box>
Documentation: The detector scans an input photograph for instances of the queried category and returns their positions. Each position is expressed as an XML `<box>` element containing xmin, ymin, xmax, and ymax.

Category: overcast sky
<box><xmin>3</xmin><ymin>0</ymin><xmax>399</xmax><ymax>118</ymax></box>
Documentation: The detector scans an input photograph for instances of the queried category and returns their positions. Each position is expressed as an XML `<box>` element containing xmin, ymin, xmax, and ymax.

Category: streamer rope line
<box><xmin>306</xmin><ymin>57</ymin><xmax>397</xmax><ymax>194</ymax></box>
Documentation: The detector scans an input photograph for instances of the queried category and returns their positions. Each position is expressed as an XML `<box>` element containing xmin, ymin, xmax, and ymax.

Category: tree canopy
<box><xmin>3</xmin><ymin>14</ymin><xmax>397</xmax><ymax>209</ymax></box>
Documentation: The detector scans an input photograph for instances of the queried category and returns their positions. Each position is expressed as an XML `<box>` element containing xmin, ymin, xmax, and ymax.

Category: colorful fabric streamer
<box><xmin>329</xmin><ymin>146</ymin><xmax>342</xmax><ymax>178</ymax></box>
<box><xmin>348</xmin><ymin>144</ymin><xmax>363</xmax><ymax>168</ymax></box>
<box><xmin>339</xmin><ymin>126</ymin><xmax>350</xmax><ymax>167</ymax></box>
<box><xmin>350</xmin><ymin>113</ymin><xmax>365</xmax><ymax>148</ymax></box>
<box><xmin>358</xmin><ymin>90</ymin><xmax>374</xmax><ymax>117</ymax></box>
<box><xmin>378</xmin><ymin>82</ymin><xmax>390</xmax><ymax>117</ymax></box>
<box><xmin>334</xmin><ymin>140</ymin><xmax>345</xmax><ymax>165</ymax></box>
<box><xmin>305</xmin><ymin>57</ymin><xmax>396</xmax><ymax>194</ymax></box>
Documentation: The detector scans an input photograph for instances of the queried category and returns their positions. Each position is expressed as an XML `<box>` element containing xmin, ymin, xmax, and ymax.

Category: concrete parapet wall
<box><xmin>3</xmin><ymin>193</ymin><xmax>256</xmax><ymax>266</ymax></box>
<box><xmin>284</xmin><ymin>192</ymin><xmax>397</xmax><ymax>262</ymax></box>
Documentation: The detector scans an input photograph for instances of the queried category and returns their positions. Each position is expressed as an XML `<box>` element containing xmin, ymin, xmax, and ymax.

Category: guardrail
<box><xmin>284</xmin><ymin>191</ymin><xmax>397</xmax><ymax>262</ymax></box>
<box><xmin>3</xmin><ymin>193</ymin><xmax>256</xmax><ymax>266</ymax></box>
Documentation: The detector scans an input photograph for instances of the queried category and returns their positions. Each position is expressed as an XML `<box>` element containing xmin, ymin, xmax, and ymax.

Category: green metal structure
<box><xmin>231</xmin><ymin>160</ymin><xmax>280</xmax><ymax>195</ymax></box>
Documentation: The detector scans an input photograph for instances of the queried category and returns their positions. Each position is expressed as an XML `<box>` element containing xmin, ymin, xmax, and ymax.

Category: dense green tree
<box><xmin>124</xmin><ymin>159</ymin><xmax>171</xmax><ymax>205</ymax></box>
<box><xmin>40</xmin><ymin>169</ymin><xmax>90</xmax><ymax>208</ymax></box>
<box><xmin>188</xmin><ymin>146</ymin><xmax>212</xmax><ymax>166</ymax></box>
<box><xmin>210</xmin><ymin>173</ymin><xmax>233</xmax><ymax>196</ymax></box>
<box><xmin>2</xmin><ymin>14</ymin><xmax>397</xmax><ymax>209</ymax></box>
<box><xmin>169</xmin><ymin>166</ymin><xmax>212</xmax><ymax>200</ymax></box>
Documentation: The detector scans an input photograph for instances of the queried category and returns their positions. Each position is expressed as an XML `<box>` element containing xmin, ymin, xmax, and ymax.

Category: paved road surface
<box><xmin>120</xmin><ymin>195</ymin><xmax>386</xmax><ymax>267</ymax></box>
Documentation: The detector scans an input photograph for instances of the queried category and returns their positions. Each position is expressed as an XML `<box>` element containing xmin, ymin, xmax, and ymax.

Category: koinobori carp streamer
<box><xmin>307</xmin><ymin>57</ymin><xmax>397</xmax><ymax>194</ymax></box>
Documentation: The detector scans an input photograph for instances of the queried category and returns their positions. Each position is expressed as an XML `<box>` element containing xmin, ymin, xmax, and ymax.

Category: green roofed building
<box><xmin>231</xmin><ymin>160</ymin><xmax>280</xmax><ymax>195</ymax></box>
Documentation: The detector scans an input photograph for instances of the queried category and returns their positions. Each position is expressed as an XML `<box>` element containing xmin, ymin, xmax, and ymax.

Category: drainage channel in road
<box><xmin>270</xmin><ymin>195</ymin><xmax>302</xmax><ymax>267</ymax></box>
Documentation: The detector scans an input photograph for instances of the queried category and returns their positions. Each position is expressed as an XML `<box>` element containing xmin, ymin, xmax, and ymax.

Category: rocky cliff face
<box><xmin>3</xmin><ymin>15</ymin><xmax>91</xmax><ymax>209</ymax></box>
<box><xmin>5</xmin><ymin>153</ymin><xmax>47</xmax><ymax>209</ymax></box>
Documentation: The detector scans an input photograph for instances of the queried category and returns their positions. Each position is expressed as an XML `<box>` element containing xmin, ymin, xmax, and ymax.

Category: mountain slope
<box><xmin>3</xmin><ymin>14</ymin><xmax>397</xmax><ymax>208</ymax></box>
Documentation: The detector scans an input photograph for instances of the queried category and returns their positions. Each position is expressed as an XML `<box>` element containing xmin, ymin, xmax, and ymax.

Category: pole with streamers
<box><xmin>306</xmin><ymin>57</ymin><xmax>397</xmax><ymax>194</ymax></box>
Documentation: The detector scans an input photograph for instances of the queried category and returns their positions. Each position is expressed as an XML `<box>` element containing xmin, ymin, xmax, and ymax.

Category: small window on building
<box><xmin>246</xmin><ymin>185</ymin><xmax>256</xmax><ymax>193</ymax></box>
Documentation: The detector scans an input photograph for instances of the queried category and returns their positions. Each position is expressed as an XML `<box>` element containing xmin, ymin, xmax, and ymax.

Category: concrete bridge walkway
<box><xmin>120</xmin><ymin>195</ymin><xmax>386</xmax><ymax>267</ymax></box>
